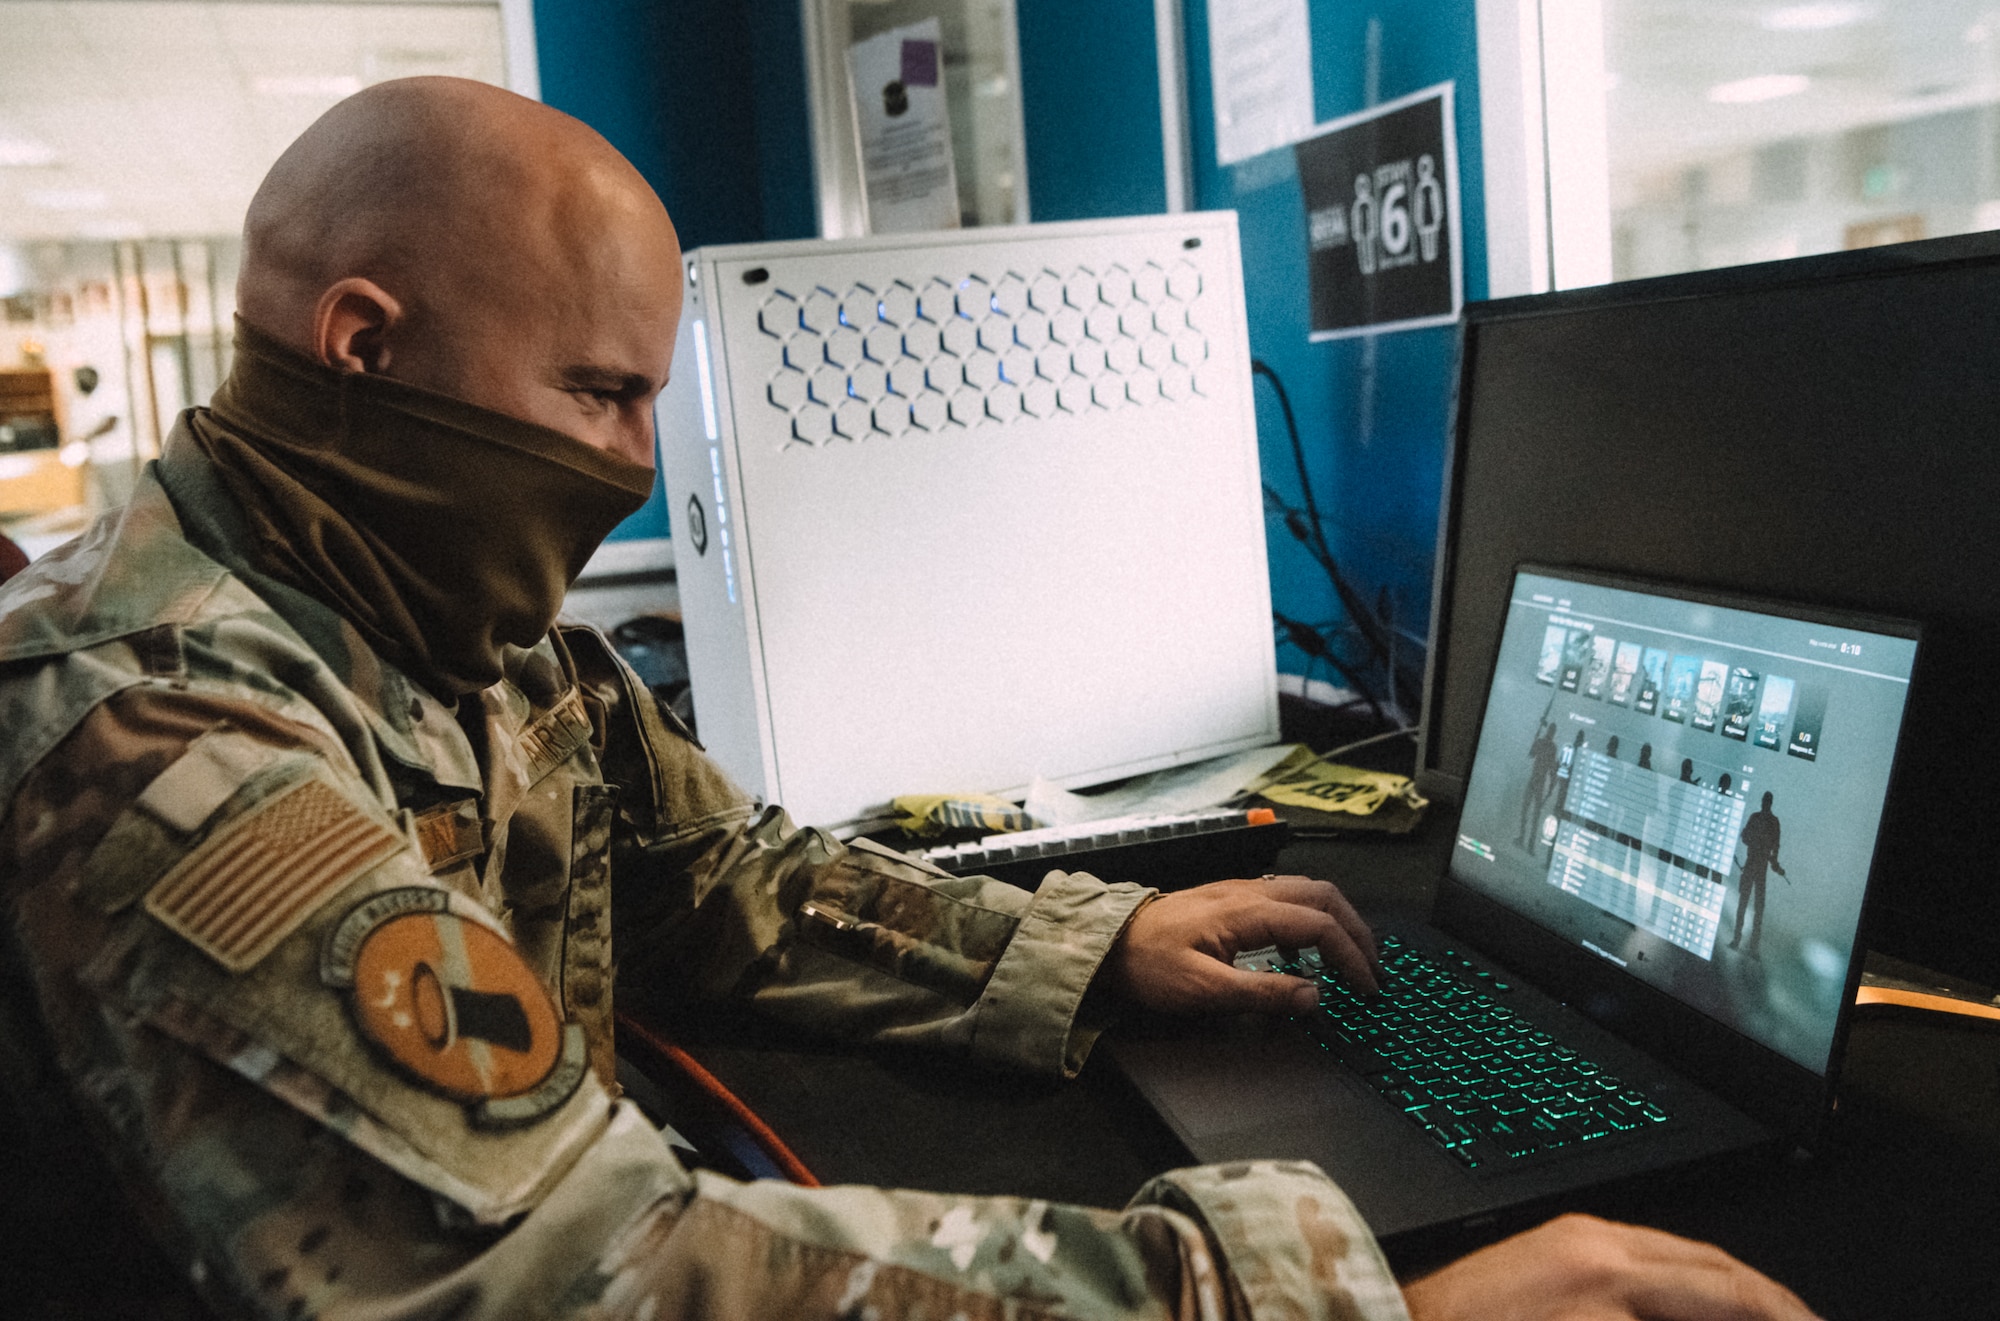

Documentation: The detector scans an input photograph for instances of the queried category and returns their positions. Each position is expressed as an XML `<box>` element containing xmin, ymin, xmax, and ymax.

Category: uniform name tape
<box><xmin>413</xmin><ymin>798</ymin><xmax>485</xmax><ymax>871</ymax></box>
<box><xmin>519</xmin><ymin>688</ymin><xmax>594</xmax><ymax>783</ymax></box>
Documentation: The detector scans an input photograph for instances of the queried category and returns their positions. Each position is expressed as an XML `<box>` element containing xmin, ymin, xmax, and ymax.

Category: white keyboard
<box><xmin>915</xmin><ymin>806</ymin><xmax>1280</xmax><ymax>876</ymax></box>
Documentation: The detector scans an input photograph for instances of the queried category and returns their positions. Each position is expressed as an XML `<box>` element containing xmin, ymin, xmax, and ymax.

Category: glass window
<box><xmin>804</xmin><ymin>0</ymin><xmax>1030</xmax><ymax>236</ymax></box>
<box><xmin>1605</xmin><ymin>2</ymin><xmax>2000</xmax><ymax>281</ymax></box>
<box><xmin>1483</xmin><ymin>1</ymin><xmax>2000</xmax><ymax>291</ymax></box>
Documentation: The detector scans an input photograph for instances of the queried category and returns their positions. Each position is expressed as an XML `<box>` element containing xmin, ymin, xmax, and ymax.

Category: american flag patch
<box><xmin>144</xmin><ymin>775</ymin><xmax>407</xmax><ymax>973</ymax></box>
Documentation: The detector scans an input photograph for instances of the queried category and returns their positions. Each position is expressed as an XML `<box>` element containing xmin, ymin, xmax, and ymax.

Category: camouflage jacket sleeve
<box><xmin>566</xmin><ymin>628</ymin><xmax>1153</xmax><ymax>1079</ymax></box>
<box><xmin>0</xmin><ymin>685</ymin><xmax>1415</xmax><ymax>1320</ymax></box>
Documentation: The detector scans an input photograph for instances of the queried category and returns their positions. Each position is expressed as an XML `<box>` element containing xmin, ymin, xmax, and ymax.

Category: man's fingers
<box><xmin>1258</xmin><ymin>875</ymin><xmax>1379</xmax><ymax>973</ymax></box>
<box><xmin>1193</xmin><ymin>964</ymin><xmax>1322</xmax><ymax>1015</ymax></box>
<box><xmin>1099</xmin><ymin>873</ymin><xmax>1384</xmax><ymax>1016</ymax></box>
<box><xmin>1404</xmin><ymin>1215</ymin><xmax>1822</xmax><ymax>1321</ymax></box>
<box><xmin>1612</xmin><ymin>1223</ymin><xmax>1820</xmax><ymax>1321</ymax></box>
<box><xmin>1625</xmin><ymin>1270</ymin><xmax>1820</xmax><ymax>1321</ymax></box>
<box><xmin>1550</xmin><ymin>1216</ymin><xmax>1820</xmax><ymax>1321</ymax></box>
<box><xmin>1233</xmin><ymin>896</ymin><xmax>1377</xmax><ymax>992</ymax></box>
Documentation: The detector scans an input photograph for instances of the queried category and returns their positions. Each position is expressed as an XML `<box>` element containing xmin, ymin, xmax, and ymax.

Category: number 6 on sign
<box><xmin>1380</xmin><ymin>180</ymin><xmax>1410</xmax><ymax>258</ymax></box>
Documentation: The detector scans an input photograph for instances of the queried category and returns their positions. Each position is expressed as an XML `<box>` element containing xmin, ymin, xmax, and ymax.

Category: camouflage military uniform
<box><xmin>0</xmin><ymin>421</ymin><xmax>1412</xmax><ymax>1320</ymax></box>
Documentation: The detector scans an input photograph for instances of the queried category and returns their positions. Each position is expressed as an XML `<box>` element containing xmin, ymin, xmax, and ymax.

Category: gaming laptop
<box><xmin>1108</xmin><ymin>565</ymin><xmax>1919</xmax><ymax>1242</ymax></box>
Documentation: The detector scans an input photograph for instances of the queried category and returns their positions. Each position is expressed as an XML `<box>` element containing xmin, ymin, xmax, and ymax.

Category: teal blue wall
<box><xmin>534</xmin><ymin>0</ymin><xmax>1485</xmax><ymax>676</ymax></box>
<box><xmin>534</xmin><ymin>0</ymin><xmax>816</xmax><ymax>543</ymax></box>
<box><xmin>1017</xmin><ymin>0</ymin><xmax>1168</xmax><ymax>219</ymax></box>
<box><xmin>1018</xmin><ymin>0</ymin><xmax>1485</xmax><ymax>709</ymax></box>
<box><xmin>1184</xmin><ymin>0</ymin><xmax>1486</xmax><ymax>710</ymax></box>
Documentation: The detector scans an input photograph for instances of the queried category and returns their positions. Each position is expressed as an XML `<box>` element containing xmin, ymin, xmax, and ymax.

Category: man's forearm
<box><xmin>616</xmin><ymin>800</ymin><xmax>1152</xmax><ymax>1076</ymax></box>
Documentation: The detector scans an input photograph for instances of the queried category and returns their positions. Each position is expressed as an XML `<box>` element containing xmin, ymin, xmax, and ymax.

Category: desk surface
<box><xmin>672</xmin><ymin>808</ymin><xmax>2000</xmax><ymax>1321</ymax></box>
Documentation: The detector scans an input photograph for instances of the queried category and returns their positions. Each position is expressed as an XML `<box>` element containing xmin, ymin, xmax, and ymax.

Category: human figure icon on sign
<box><xmin>1415</xmin><ymin>153</ymin><xmax>1445</xmax><ymax>262</ymax></box>
<box><xmin>1351</xmin><ymin>174</ymin><xmax>1379</xmax><ymax>276</ymax></box>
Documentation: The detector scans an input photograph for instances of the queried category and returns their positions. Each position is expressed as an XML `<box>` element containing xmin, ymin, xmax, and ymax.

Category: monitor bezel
<box><xmin>1418</xmin><ymin>226</ymin><xmax>2000</xmax><ymax>804</ymax></box>
<box><xmin>1416</xmin><ymin>228</ymin><xmax>2000</xmax><ymax>986</ymax></box>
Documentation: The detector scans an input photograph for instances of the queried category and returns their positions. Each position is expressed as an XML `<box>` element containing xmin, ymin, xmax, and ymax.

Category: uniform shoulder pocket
<box><xmin>141</xmin><ymin>772</ymin><xmax>408</xmax><ymax>974</ymax></box>
<box><xmin>83</xmin><ymin>865</ymin><xmax>620</xmax><ymax>1226</ymax></box>
<box><xmin>74</xmin><ymin>726</ymin><xmax>318</xmax><ymax>918</ymax></box>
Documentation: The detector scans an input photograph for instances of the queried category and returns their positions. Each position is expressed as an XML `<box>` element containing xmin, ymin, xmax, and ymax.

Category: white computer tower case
<box><xmin>656</xmin><ymin>212</ymin><xmax>1278</xmax><ymax>828</ymax></box>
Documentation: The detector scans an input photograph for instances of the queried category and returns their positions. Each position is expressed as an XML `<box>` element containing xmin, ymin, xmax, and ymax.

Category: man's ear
<box><xmin>312</xmin><ymin>278</ymin><xmax>404</xmax><ymax>373</ymax></box>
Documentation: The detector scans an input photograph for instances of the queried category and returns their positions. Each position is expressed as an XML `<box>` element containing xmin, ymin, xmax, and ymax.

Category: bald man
<box><xmin>0</xmin><ymin>78</ymin><xmax>1816</xmax><ymax>1321</ymax></box>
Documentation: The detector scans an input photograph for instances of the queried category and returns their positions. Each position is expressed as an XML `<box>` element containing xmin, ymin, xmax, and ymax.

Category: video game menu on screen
<box><xmin>1450</xmin><ymin>570</ymin><xmax>1916</xmax><ymax>1073</ymax></box>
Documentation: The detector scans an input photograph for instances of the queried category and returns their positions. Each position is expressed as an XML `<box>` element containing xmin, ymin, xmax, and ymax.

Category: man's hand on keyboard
<box><xmin>1099</xmin><ymin>873</ymin><xmax>1378</xmax><ymax>1014</ymax></box>
<box><xmin>1400</xmin><ymin>1214</ymin><xmax>1821</xmax><ymax>1321</ymax></box>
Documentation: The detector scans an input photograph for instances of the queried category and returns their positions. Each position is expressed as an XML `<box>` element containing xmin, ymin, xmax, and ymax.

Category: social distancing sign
<box><xmin>1294</xmin><ymin>83</ymin><xmax>1462</xmax><ymax>340</ymax></box>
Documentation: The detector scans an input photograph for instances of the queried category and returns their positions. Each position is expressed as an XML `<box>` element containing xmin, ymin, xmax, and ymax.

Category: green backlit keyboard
<box><xmin>1283</xmin><ymin>934</ymin><xmax>1671</xmax><ymax>1172</ymax></box>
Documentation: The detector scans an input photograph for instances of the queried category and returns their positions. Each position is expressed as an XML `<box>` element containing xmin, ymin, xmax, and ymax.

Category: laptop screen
<box><xmin>1450</xmin><ymin>567</ymin><xmax>1917</xmax><ymax>1076</ymax></box>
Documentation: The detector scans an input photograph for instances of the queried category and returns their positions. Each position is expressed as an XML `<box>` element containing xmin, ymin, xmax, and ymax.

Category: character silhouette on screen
<box><xmin>1516</xmin><ymin>711</ymin><xmax>1561</xmax><ymax>847</ymax></box>
<box><xmin>1679</xmin><ymin>758</ymin><xmax>1701</xmax><ymax>786</ymax></box>
<box><xmin>1546</xmin><ymin>731</ymin><xmax>1588</xmax><ymax>859</ymax></box>
<box><xmin>1731</xmin><ymin>791</ymin><xmax>1787</xmax><ymax>956</ymax></box>
<box><xmin>1605</xmin><ymin>736</ymin><xmax>1620</xmax><ymax>760</ymax></box>
<box><xmin>1638</xmin><ymin>743</ymin><xmax>1654</xmax><ymax>771</ymax></box>
<box><xmin>1717</xmin><ymin>773</ymin><xmax>1732</xmax><ymax>795</ymax></box>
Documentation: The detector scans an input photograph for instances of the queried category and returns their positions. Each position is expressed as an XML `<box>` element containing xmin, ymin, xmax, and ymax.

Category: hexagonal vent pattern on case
<box><xmin>758</xmin><ymin>261</ymin><xmax>1212</xmax><ymax>446</ymax></box>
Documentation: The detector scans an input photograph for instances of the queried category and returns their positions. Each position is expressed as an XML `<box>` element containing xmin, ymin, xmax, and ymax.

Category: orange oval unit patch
<box><xmin>331</xmin><ymin>889</ymin><xmax>564</xmax><ymax>1103</ymax></box>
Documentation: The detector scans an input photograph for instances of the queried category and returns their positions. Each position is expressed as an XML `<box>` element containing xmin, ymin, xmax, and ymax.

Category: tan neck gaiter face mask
<box><xmin>187</xmin><ymin>320</ymin><xmax>654</xmax><ymax>697</ymax></box>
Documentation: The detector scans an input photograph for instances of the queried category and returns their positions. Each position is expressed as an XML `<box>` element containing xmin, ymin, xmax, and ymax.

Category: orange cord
<box><xmin>615</xmin><ymin>1011</ymin><xmax>821</xmax><ymax>1187</ymax></box>
<box><xmin>1854</xmin><ymin>985</ymin><xmax>2000</xmax><ymax>1023</ymax></box>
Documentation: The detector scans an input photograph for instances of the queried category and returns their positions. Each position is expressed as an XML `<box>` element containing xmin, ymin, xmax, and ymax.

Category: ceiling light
<box><xmin>26</xmin><ymin>188</ymin><xmax>108</xmax><ymax>211</ymax></box>
<box><xmin>1762</xmin><ymin>4</ymin><xmax>1869</xmax><ymax>31</ymax></box>
<box><xmin>1708</xmin><ymin>74</ymin><xmax>1812</xmax><ymax>104</ymax></box>
<box><xmin>0</xmin><ymin>139</ymin><xmax>58</xmax><ymax>168</ymax></box>
<box><xmin>253</xmin><ymin>74</ymin><xmax>363</xmax><ymax>98</ymax></box>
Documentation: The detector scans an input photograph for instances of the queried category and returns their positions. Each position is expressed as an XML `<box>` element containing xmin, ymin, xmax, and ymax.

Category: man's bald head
<box><xmin>238</xmin><ymin>77</ymin><xmax>682</xmax><ymax>465</ymax></box>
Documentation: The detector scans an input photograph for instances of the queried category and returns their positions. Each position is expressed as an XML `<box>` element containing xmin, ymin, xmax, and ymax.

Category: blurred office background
<box><xmin>0</xmin><ymin>2</ymin><xmax>508</xmax><ymax>559</ymax></box>
<box><xmin>1607</xmin><ymin>2</ymin><xmax>2000</xmax><ymax>280</ymax></box>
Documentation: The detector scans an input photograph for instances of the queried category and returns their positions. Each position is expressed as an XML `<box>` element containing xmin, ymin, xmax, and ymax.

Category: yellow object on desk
<box><xmin>891</xmin><ymin>792</ymin><xmax>1035</xmax><ymax>838</ymax></box>
<box><xmin>1248</xmin><ymin>746</ymin><xmax>1429</xmax><ymax>819</ymax></box>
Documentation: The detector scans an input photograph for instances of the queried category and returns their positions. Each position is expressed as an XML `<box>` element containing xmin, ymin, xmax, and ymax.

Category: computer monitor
<box><xmin>1422</xmin><ymin>231</ymin><xmax>2000</xmax><ymax>985</ymax></box>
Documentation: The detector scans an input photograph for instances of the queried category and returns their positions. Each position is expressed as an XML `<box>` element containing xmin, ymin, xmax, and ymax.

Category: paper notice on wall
<box><xmin>1207</xmin><ymin>0</ymin><xmax>1315</xmax><ymax>167</ymax></box>
<box><xmin>848</xmin><ymin>18</ymin><xmax>961</xmax><ymax>233</ymax></box>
